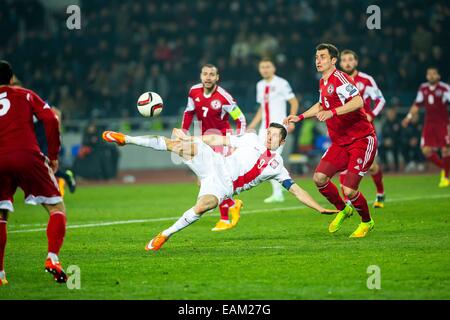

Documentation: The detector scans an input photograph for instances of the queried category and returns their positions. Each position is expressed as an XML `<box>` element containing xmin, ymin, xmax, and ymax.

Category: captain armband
<box><xmin>282</xmin><ymin>179</ymin><xmax>295</xmax><ymax>190</ymax></box>
<box><xmin>229</xmin><ymin>106</ymin><xmax>244</xmax><ymax>120</ymax></box>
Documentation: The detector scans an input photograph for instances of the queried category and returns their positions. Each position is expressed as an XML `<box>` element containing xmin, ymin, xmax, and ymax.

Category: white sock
<box><xmin>47</xmin><ymin>252</ymin><xmax>59</xmax><ymax>262</ymax></box>
<box><xmin>0</xmin><ymin>271</ymin><xmax>5</xmax><ymax>279</ymax></box>
<box><xmin>125</xmin><ymin>135</ymin><xmax>167</xmax><ymax>150</ymax></box>
<box><xmin>270</xmin><ymin>180</ymin><xmax>283</xmax><ymax>198</ymax></box>
<box><xmin>161</xmin><ymin>208</ymin><xmax>200</xmax><ymax>237</ymax></box>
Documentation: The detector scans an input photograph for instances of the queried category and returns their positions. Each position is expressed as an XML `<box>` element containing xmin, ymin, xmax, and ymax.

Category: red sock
<box><xmin>349</xmin><ymin>192</ymin><xmax>371</xmax><ymax>222</ymax></box>
<box><xmin>0</xmin><ymin>220</ymin><xmax>6</xmax><ymax>271</ymax></box>
<box><xmin>219</xmin><ymin>198</ymin><xmax>235</xmax><ymax>221</ymax></box>
<box><xmin>371</xmin><ymin>168</ymin><xmax>384</xmax><ymax>195</ymax></box>
<box><xmin>443</xmin><ymin>156</ymin><xmax>450</xmax><ymax>178</ymax></box>
<box><xmin>318</xmin><ymin>181</ymin><xmax>346</xmax><ymax>211</ymax></box>
<box><xmin>427</xmin><ymin>153</ymin><xmax>443</xmax><ymax>169</ymax></box>
<box><xmin>47</xmin><ymin>211</ymin><xmax>66</xmax><ymax>255</ymax></box>
<box><xmin>338</xmin><ymin>173</ymin><xmax>349</xmax><ymax>201</ymax></box>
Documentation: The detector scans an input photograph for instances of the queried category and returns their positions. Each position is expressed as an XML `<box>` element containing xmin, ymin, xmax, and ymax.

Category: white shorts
<box><xmin>182</xmin><ymin>139</ymin><xmax>233</xmax><ymax>204</ymax></box>
<box><xmin>258</xmin><ymin>127</ymin><xmax>284</xmax><ymax>154</ymax></box>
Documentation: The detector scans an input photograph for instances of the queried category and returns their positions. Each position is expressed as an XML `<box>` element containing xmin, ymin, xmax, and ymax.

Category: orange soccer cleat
<box><xmin>45</xmin><ymin>258</ymin><xmax>68</xmax><ymax>283</ymax></box>
<box><xmin>102</xmin><ymin>131</ymin><xmax>126</xmax><ymax>146</ymax></box>
<box><xmin>145</xmin><ymin>233</ymin><xmax>169</xmax><ymax>251</ymax></box>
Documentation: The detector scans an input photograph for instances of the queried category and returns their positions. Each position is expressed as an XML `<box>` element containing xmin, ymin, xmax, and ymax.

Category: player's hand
<box><xmin>316</xmin><ymin>110</ymin><xmax>333</xmax><ymax>122</ymax></box>
<box><xmin>401</xmin><ymin>117</ymin><xmax>410</xmax><ymax>128</ymax></box>
<box><xmin>366</xmin><ymin>114</ymin><xmax>373</xmax><ymax>122</ymax></box>
<box><xmin>283</xmin><ymin>115</ymin><xmax>300</xmax><ymax>125</ymax></box>
<box><xmin>320</xmin><ymin>209</ymin><xmax>339</xmax><ymax>215</ymax></box>
<box><xmin>50</xmin><ymin>159</ymin><xmax>59</xmax><ymax>173</ymax></box>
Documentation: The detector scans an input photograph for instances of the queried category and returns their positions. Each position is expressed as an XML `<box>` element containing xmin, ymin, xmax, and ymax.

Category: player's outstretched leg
<box><xmin>0</xmin><ymin>210</ymin><xmax>8</xmax><ymax>286</ymax></box>
<box><xmin>342</xmin><ymin>187</ymin><xmax>374</xmax><ymax>238</ymax></box>
<box><xmin>43</xmin><ymin>203</ymin><xmax>68</xmax><ymax>283</ymax></box>
<box><xmin>314</xmin><ymin>172</ymin><xmax>354</xmax><ymax>233</ymax></box>
<box><xmin>439</xmin><ymin>147</ymin><xmax>450</xmax><ymax>188</ymax></box>
<box><xmin>146</xmin><ymin>195</ymin><xmax>219</xmax><ymax>251</ymax></box>
<box><xmin>369</xmin><ymin>162</ymin><xmax>385</xmax><ymax>208</ymax></box>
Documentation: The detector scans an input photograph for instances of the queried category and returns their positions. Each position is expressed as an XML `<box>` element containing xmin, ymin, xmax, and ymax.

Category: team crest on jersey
<box><xmin>327</xmin><ymin>84</ymin><xmax>334</xmax><ymax>94</ymax></box>
<box><xmin>269</xmin><ymin>159</ymin><xmax>279</xmax><ymax>169</ymax></box>
<box><xmin>210</xmin><ymin>99</ymin><xmax>222</xmax><ymax>110</ymax></box>
<box><xmin>357</xmin><ymin>158</ymin><xmax>363</xmax><ymax>164</ymax></box>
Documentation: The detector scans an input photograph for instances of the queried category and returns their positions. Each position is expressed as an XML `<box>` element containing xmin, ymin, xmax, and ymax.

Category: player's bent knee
<box><xmin>313</xmin><ymin>172</ymin><xmax>329</xmax><ymax>187</ymax></box>
<box><xmin>195</xmin><ymin>195</ymin><xmax>218</xmax><ymax>214</ymax></box>
<box><xmin>43</xmin><ymin>202</ymin><xmax>65</xmax><ymax>214</ymax></box>
<box><xmin>343</xmin><ymin>187</ymin><xmax>357</xmax><ymax>199</ymax></box>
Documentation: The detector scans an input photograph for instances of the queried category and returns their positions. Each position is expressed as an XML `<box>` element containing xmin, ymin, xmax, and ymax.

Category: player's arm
<box><xmin>286</xmin><ymin>97</ymin><xmax>299</xmax><ymax>133</ymax></box>
<box><xmin>402</xmin><ymin>88</ymin><xmax>423</xmax><ymax>127</ymax></box>
<box><xmin>248</xmin><ymin>106</ymin><xmax>262</xmax><ymax>130</ymax></box>
<box><xmin>283</xmin><ymin>102</ymin><xmax>322</xmax><ymax>125</ymax></box>
<box><xmin>316</xmin><ymin>95</ymin><xmax>364</xmax><ymax>122</ymax></box>
<box><xmin>225</xmin><ymin>104</ymin><xmax>247</xmax><ymax>135</ymax></box>
<box><xmin>364</xmin><ymin>80</ymin><xmax>386</xmax><ymax>122</ymax></box>
<box><xmin>181</xmin><ymin>96</ymin><xmax>195</xmax><ymax>132</ymax></box>
<box><xmin>288</xmin><ymin>183</ymin><xmax>338</xmax><ymax>214</ymax></box>
<box><xmin>30</xmin><ymin>92</ymin><xmax>61</xmax><ymax>170</ymax></box>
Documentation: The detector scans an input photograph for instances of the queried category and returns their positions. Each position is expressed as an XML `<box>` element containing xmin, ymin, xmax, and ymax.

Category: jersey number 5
<box><xmin>0</xmin><ymin>92</ymin><xmax>11</xmax><ymax>117</ymax></box>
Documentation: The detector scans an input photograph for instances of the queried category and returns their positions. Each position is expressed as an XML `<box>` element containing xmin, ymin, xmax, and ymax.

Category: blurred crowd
<box><xmin>2</xmin><ymin>0</ymin><xmax>449</xmax><ymax>121</ymax></box>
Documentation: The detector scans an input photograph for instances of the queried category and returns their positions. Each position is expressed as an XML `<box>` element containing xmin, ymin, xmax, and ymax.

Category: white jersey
<box><xmin>256</xmin><ymin>75</ymin><xmax>295</xmax><ymax>128</ymax></box>
<box><xmin>226</xmin><ymin>133</ymin><xmax>292</xmax><ymax>195</ymax></box>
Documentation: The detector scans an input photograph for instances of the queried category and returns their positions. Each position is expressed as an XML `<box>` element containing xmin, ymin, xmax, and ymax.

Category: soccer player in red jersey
<box><xmin>339</xmin><ymin>49</ymin><xmax>386</xmax><ymax>208</ymax></box>
<box><xmin>182</xmin><ymin>64</ymin><xmax>247</xmax><ymax>231</ymax></box>
<box><xmin>0</xmin><ymin>61</ymin><xmax>68</xmax><ymax>285</ymax></box>
<box><xmin>285</xmin><ymin>44</ymin><xmax>377</xmax><ymax>238</ymax></box>
<box><xmin>402</xmin><ymin>67</ymin><xmax>450</xmax><ymax>187</ymax></box>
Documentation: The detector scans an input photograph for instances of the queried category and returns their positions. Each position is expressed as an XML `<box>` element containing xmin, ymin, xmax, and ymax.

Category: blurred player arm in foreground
<box><xmin>283</xmin><ymin>102</ymin><xmax>322</xmax><ymax>125</ymax></box>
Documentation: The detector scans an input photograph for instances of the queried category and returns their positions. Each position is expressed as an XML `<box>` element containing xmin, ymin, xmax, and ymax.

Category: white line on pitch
<box><xmin>8</xmin><ymin>193</ymin><xmax>450</xmax><ymax>234</ymax></box>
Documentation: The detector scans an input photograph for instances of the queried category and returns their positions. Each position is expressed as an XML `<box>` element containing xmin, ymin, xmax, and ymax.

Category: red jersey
<box><xmin>415</xmin><ymin>81</ymin><xmax>450</xmax><ymax>126</ymax></box>
<box><xmin>182</xmin><ymin>84</ymin><xmax>246</xmax><ymax>136</ymax></box>
<box><xmin>353</xmin><ymin>71</ymin><xmax>385</xmax><ymax>119</ymax></box>
<box><xmin>319</xmin><ymin>69</ymin><xmax>374</xmax><ymax>146</ymax></box>
<box><xmin>0</xmin><ymin>86</ymin><xmax>60</xmax><ymax>160</ymax></box>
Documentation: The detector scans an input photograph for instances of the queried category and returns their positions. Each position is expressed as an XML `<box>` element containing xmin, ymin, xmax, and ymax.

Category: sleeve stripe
<box><xmin>335</xmin><ymin>71</ymin><xmax>350</xmax><ymax>85</ymax></box>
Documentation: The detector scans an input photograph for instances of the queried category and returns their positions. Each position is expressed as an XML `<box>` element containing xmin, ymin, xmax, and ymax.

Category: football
<box><xmin>136</xmin><ymin>91</ymin><xmax>164</xmax><ymax>117</ymax></box>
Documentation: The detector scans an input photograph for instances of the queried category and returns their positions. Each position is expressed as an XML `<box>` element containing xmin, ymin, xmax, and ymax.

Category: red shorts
<box><xmin>421</xmin><ymin>123</ymin><xmax>450</xmax><ymax>148</ymax></box>
<box><xmin>0</xmin><ymin>150</ymin><xmax>62</xmax><ymax>212</ymax></box>
<box><xmin>316</xmin><ymin>134</ymin><xmax>378</xmax><ymax>190</ymax></box>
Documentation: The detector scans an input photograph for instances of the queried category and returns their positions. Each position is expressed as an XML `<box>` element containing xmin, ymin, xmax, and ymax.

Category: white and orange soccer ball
<box><xmin>136</xmin><ymin>91</ymin><xmax>163</xmax><ymax>117</ymax></box>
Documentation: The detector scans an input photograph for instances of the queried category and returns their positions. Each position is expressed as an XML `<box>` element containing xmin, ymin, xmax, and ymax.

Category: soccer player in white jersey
<box><xmin>102</xmin><ymin>123</ymin><xmax>337</xmax><ymax>250</ymax></box>
<box><xmin>248</xmin><ymin>58</ymin><xmax>299</xmax><ymax>203</ymax></box>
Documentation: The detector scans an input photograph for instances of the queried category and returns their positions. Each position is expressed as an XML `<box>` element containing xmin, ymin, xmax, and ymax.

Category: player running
<box><xmin>182</xmin><ymin>64</ymin><xmax>247</xmax><ymax>232</ymax></box>
<box><xmin>285</xmin><ymin>44</ymin><xmax>377</xmax><ymax>238</ymax></box>
<box><xmin>0</xmin><ymin>61</ymin><xmax>68</xmax><ymax>285</ymax></box>
<box><xmin>102</xmin><ymin>123</ymin><xmax>338</xmax><ymax>251</ymax></box>
<box><xmin>402</xmin><ymin>67</ymin><xmax>450</xmax><ymax>187</ymax></box>
<box><xmin>339</xmin><ymin>49</ymin><xmax>386</xmax><ymax>208</ymax></box>
<box><xmin>248</xmin><ymin>58</ymin><xmax>299</xmax><ymax>203</ymax></box>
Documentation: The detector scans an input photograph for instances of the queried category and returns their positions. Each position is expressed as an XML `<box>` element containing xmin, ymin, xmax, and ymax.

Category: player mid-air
<box><xmin>102</xmin><ymin>124</ymin><xmax>338</xmax><ymax>251</ymax></box>
<box><xmin>248</xmin><ymin>58</ymin><xmax>299</xmax><ymax>203</ymax></box>
<box><xmin>182</xmin><ymin>64</ymin><xmax>246</xmax><ymax>232</ymax></box>
<box><xmin>339</xmin><ymin>49</ymin><xmax>386</xmax><ymax>208</ymax></box>
<box><xmin>285</xmin><ymin>44</ymin><xmax>377</xmax><ymax>238</ymax></box>
<box><xmin>0</xmin><ymin>61</ymin><xmax>68</xmax><ymax>285</ymax></box>
<box><xmin>402</xmin><ymin>66</ymin><xmax>450</xmax><ymax>187</ymax></box>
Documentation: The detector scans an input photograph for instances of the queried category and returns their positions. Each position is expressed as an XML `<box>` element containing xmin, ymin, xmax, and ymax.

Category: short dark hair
<box><xmin>316</xmin><ymin>43</ymin><xmax>340</xmax><ymax>60</ymax></box>
<box><xmin>341</xmin><ymin>49</ymin><xmax>358</xmax><ymax>61</ymax></box>
<box><xmin>259</xmin><ymin>57</ymin><xmax>275</xmax><ymax>66</ymax></box>
<box><xmin>0</xmin><ymin>60</ymin><xmax>13</xmax><ymax>85</ymax></box>
<box><xmin>269</xmin><ymin>122</ymin><xmax>287</xmax><ymax>141</ymax></box>
<box><xmin>427</xmin><ymin>66</ymin><xmax>439</xmax><ymax>73</ymax></box>
<box><xmin>201</xmin><ymin>63</ymin><xmax>219</xmax><ymax>74</ymax></box>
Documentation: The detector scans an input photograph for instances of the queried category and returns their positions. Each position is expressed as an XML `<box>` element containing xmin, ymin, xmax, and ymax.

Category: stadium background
<box><xmin>1</xmin><ymin>0</ymin><xmax>449</xmax><ymax>175</ymax></box>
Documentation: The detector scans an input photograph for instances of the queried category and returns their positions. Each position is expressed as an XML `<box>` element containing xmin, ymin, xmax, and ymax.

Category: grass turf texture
<box><xmin>0</xmin><ymin>174</ymin><xmax>449</xmax><ymax>299</ymax></box>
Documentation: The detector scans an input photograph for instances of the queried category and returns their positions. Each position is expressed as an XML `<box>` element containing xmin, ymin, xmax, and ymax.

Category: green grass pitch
<box><xmin>0</xmin><ymin>174</ymin><xmax>449</xmax><ymax>299</ymax></box>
